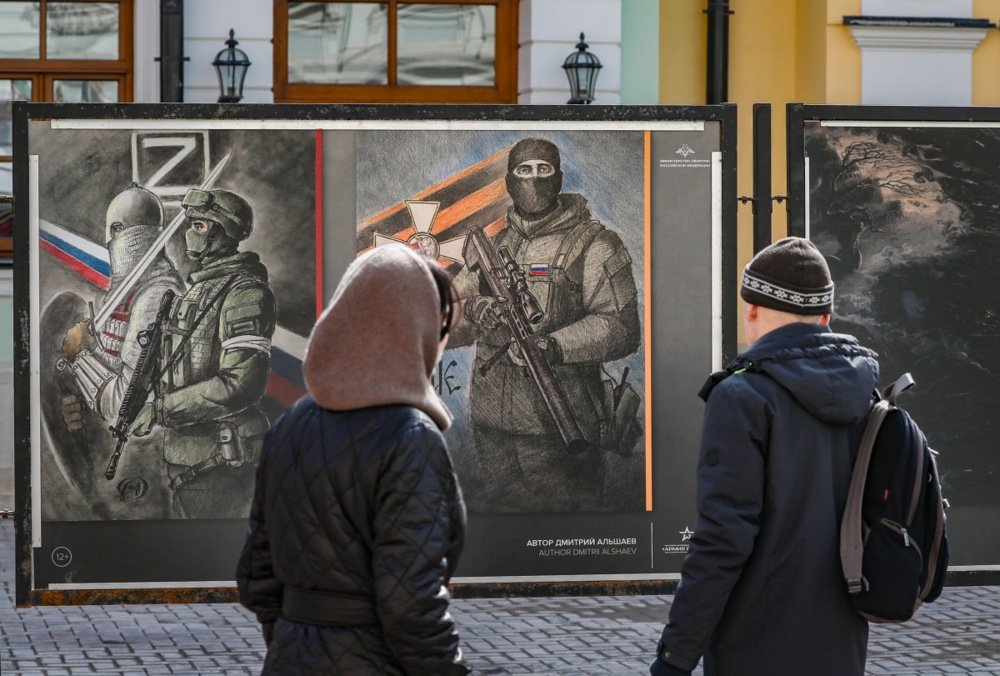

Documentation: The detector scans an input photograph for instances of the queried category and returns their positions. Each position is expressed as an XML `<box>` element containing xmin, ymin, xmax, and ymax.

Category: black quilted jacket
<box><xmin>236</xmin><ymin>396</ymin><xmax>469</xmax><ymax>675</ymax></box>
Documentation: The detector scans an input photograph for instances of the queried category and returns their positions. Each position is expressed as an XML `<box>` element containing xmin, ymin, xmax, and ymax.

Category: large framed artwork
<box><xmin>787</xmin><ymin>104</ymin><xmax>1000</xmax><ymax>578</ymax></box>
<box><xmin>13</xmin><ymin>104</ymin><xmax>737</xmax><ymax>604</ymax></box>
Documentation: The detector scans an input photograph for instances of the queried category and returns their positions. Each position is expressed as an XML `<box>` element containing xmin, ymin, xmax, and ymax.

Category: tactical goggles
<box><xmin>182</xmin><ymin>189</ymin><xmax>237</xmax><ymax>221</ymax></box>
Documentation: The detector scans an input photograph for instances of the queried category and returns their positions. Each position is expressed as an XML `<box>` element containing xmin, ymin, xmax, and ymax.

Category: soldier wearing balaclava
<box><xmin>62</xmin><ymin>183</ymin><xmax>184</xmax><ymax>422</ymax></box>
<box><xmin>449</xmin><ymin>137</ymin><xmax>643</xmax><ymax>514</ymax></box>
<box><xmin>505</xmin><ymin>138</ymin><xmax>563</xmax><ymax>218</ymax></box>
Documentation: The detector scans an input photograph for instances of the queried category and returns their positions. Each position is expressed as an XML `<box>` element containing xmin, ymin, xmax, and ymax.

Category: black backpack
<box><xmin>840</xmin><ymin>373</ymin><xmax>949</xmax><ymax>623</ymax></box>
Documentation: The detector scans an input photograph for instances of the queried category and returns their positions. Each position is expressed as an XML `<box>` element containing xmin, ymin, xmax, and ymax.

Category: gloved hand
<box><xmin>61</xmin><ymin>319</ymin><xmax>94</xmax><ymax>361</ymax></box>
<box><xmin>507</xmin><ymin>335</ymin><xmax>562</xmax><ymax>367</ymax></box>
<box><xmin>129</xmin><ymin>398</ymin><xmax>162</xmax><ymax>437</ymax></box>
<box><xmin>649</xmin><ymin>656</ymin><xmax>692</xmax><ymax>676</ymax></box>
<box><xmin>60</xmin><ymin>395</ymin><xmax>84</xmax><ymax>432</ymax></box>
<box><xmin>262</xmin><ymin>621</ymin><xmax>275</xmax><ymax>646</ymax></box>
<box><xmin>464</xmin><ymin>295</ymin><xmax>504</xmax><ymax>331</ymax></box>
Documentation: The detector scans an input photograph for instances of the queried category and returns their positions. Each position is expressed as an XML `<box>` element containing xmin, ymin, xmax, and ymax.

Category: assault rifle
<box><xmin>105</xmin><ymin>290</ymin><xmax>175</xmax><ymax>480</ymax></box>
<box><xmin>464</xmin><ymin>226</ymin><xmax>590</xmax><ymax>455</ymax></box>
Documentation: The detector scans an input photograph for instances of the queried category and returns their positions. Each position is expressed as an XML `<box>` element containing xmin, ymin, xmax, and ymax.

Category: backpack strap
<box><xmin>882</xmin><ymin>372</ymin><xmax>915</xmax><ymax>405</ymax></box>
<box><xmin>697</xmin><ymin>359</ymin><xmax>762</xmax><ymax>402</ymax></box>
<box><xmin>841</xmin><ymin>373</ymin><xmax>920</xmax><ymax>596</ymax></box>
<box><xmin>554</xmin><ymin>219</ymin><xmax>605</xmax><ymax>279</ymax></box>
<box><xmin>919</xmin><ymin>449</ymin><xmax>947</xmax><ymax>600</ymax></box>
<box><xmin>840</xmin><ymin>398</ymin><xmax>894</xmax><ymax>595</ymax></box>
<box><xmin>495</xmin><ymin>223</ymin><xmax>525</xmax><ymax>257</ymax></box>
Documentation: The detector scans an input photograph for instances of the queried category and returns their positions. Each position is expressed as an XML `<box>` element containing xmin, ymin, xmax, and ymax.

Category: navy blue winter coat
<box><xmin>236</xmin><ymin>397</ymin><xmax>469</xmax><ymax>675</ymax></box>
<box><xmin>658</xmin><ymin>323</ymin><xmax>878</xmax><ymax>676</ymax></box>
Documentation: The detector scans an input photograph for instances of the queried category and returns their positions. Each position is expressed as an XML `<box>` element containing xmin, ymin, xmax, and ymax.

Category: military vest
<box><xmin>486</xmin><ymin>214</ymin><xmax>605</xmax><ymax>344</ymax></box>
<box><xmin>162</xmin><ymin>273</ymin><xmax>237</xmax><ymax>391</ymax></box>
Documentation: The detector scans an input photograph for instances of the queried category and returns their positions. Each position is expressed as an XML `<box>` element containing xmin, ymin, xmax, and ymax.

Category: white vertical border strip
<box><xmin>711</xmin><ymin>151</ymin><xmax>723</xmax><ymax>372</ymax></box>
<box><xmin>804</xmin><ymin>155</ymin><xmax>811</xmax><ymax>240</ymax></box>
<box><xmin>649</xmin><ymin>522</ymin><xmax>654</xmax><ymax>569</ymax></box>
<box><xmin>29</xmin><ymin>155</ymin><xmax>41</xmax><ymax>547</ymax></box>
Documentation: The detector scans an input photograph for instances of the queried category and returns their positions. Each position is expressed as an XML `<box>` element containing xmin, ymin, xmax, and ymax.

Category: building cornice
<box><xmin>847</xmin><ymin>19</ymin><xmax>992</xmax><ymax>52</ymax></box>
<box><xmin>845</xmin><ymin>16</ymin><xmax>994</xmax><ymax>29</ymax></box>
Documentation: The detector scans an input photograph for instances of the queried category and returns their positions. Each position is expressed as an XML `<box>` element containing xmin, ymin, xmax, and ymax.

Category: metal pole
<box><xmin>159</xmin><ymin>0</ymin><xmax>185</xmax><ymax>102</ymax></box>
<box><xmin>785</xmin><ymin>103</ymin><xmax>807</xmax><ymax>237</ymax></box>
<box><xmin>752</xmin><ymin>103</ymin><xmax>772</xmax><ymax>253</ymax></box>
<box><xmin>705</xmin><ymin>0</ymin><xmax>732</xmax><ymax>104</ymax></box>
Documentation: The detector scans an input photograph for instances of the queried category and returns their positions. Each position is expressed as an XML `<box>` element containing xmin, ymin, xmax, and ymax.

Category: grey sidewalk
<box><xmin>1</xmin><ymin>519</ymin><xmax>999</xmax><ymax>675</ymax></box>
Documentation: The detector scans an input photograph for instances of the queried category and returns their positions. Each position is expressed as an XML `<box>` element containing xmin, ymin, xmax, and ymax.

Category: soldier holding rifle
<box><xmin>128</xmin><ymin>188</ymin><xmax>276</xmax><ymax>519</ymax></box>
<box><xmin>451</xmin><ymin>138</ymin><xmax>641</xmax><ymax>513</ymax></box>
<box><xmin>60</xmin><ymin>184</ymin><xmax>184</xmax><ymax>428</ymax></box>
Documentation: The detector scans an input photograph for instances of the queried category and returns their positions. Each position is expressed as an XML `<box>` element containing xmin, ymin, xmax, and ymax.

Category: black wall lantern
<box><xmin>562</xmin><ymin>33</ymin><xmax>602</xmax><ymax>104</ymax></box>
<box><xmin>212</xmin><ymin>29</ymin><xmax>251</xmax><ymax>103</ymax></box>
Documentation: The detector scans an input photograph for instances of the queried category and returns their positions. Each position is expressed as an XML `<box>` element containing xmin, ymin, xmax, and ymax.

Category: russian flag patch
<box><xmin>528</xmin><ymin>263</ymin><xmax>550</xmax><ymax>277</ymax></box>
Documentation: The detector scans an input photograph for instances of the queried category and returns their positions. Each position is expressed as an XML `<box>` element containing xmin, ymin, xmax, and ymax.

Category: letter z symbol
<box><xmin>142</xmin><ymin>137</ymin><xmax>196</xmax><ymax>191</ymax></box>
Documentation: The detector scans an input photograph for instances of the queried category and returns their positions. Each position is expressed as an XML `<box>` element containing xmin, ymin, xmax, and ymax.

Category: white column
<box><xmin>518</xmin><ymin>0</ymin><xmax>621</xmax><ymax>105</ymax></box>
<box><xmin>851</xmin><ymin>0</ymin><xmax>987</xmax><ymax>106</ymax></box>
<box><xmin>849</xmin><ymin>23</ymin><xmax>990</xmax><ymax>106</ymax></box>
<box><xmin>132</xmin><ymin>0</ymin><xmax>160</xmax><ymax>103</ymax></box>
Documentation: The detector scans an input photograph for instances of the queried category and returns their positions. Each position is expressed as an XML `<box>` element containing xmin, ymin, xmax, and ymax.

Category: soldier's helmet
<box><xmin>181</xmin><ymin>188</ymin><xmax>254</xmax><ymax>241</ymax></box>
<box><xmin>105</xmin><ymin>183</ymin><xmax>164</xmax><ymax>243</ymax></box>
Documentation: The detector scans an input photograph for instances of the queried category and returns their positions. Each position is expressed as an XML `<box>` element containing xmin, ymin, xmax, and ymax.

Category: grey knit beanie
<box><xmin>740</xmin><ymin>237</ymin><xmax>834</xmax><ymax>315</ymax></box>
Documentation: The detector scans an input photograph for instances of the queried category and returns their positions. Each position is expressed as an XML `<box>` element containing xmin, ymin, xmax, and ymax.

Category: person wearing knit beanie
<box><xmin>739</xmin><ymin>237</ymin><xmax>834</xmax><ymax>346</ymax></box>
<box><xmin>652</xmin><ymin>237</ymin><xmax>877</xmax><ymax>675</ymax></box>
<box><xmin>237</xmin><ymin>244</ymin><xmax>470</xmax><ymax>675</ymax></box>
<box><xmin>740</xmin><ymin>236</ymin><xmax>834</xmax><ymax>316</ymax></box>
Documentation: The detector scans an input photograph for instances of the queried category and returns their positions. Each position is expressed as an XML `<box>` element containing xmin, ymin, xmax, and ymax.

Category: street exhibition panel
<box><xmin>13</xmin><ymin>104</ymin><xmax>736</xmax><ymax>602</ymax></box>
<box><xmin>787</xmin><ymin>104</ymin><xmax>1000</xmax><ymax>573</ymax></box>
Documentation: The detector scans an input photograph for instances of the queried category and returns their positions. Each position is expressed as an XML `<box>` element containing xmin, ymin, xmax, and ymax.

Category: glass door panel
<box><xmin>397</xmin><ymin>4</ymin><xmax>495</xmax><ymax>86</ymax></box>
<box><xmin>0</xmin><ymin>2</ymin><xmax>41</xmax><ymax>59</ymax></box>
<box><xmin>46</xmin><ymin>2</ymin><xmax>120</xmax><ymax>60</ymax></box>
<box><xmin>288</xmin><ymin>2</ymin><xmax>388</xmax><ymax>84</ymax></box>
<box><xmin>52</xmin><ymin>78</ymin><xmax>119</xmax><ymax>102</ymax></box>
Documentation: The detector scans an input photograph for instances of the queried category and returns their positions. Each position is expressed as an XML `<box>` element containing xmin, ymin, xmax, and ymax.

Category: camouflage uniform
<box><xmin>455</xmin><ymin>190</ymin><xmax>641</xmax><ymax>513</ymax></box>
<box><xmin>146</xmin><ymin>189</ymin><xmax>276</xmax><ymax>519</ymax></box>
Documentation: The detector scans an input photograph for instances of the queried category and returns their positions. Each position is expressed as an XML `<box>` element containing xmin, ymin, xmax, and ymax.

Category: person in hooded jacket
<box><xmin>236</xmin><ymin>244</ymin><xmax>469</xmax><ymax>675</ymax></box>
<box><xmin>651</xmin><ymin>237</ymin><xmax>878</xmax><ymax>676</ymax></box>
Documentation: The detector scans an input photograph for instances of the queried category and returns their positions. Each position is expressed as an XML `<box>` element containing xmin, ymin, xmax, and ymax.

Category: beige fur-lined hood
<box><xmin>303</xmin><ymin>244</ymin><xmax>452</xmax><ymax>430</ymax></box>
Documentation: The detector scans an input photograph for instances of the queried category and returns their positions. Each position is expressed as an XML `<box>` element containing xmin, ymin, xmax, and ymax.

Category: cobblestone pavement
<box><xmin>2</xmin><ymin>519</ymin><xmax>999</xmax><ymax>674</ymax></box>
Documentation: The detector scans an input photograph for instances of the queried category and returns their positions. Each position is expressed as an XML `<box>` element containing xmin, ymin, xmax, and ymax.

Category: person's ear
<box><xmin>818</xmin><ymin>313</ymin><xmax>831</xmax><ymax>326</ymax></box>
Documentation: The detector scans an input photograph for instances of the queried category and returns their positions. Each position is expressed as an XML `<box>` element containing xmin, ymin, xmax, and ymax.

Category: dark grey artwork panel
<box><xmin>29</xmin><ymin>124</ymin><xmax>317</xmax><ymax>532</ymax></box>
<box><xmin>803</xmin><ymin>121</ymin><xmax>1000</xmax><ymax>566</ymax></box>
<box><xmin>14</xmin><ymin>104</ymin><xmax>735</xmax><ymax>599</ymax></box>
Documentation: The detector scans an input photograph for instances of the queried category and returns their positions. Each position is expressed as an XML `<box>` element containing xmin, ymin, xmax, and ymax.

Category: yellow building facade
<box><xmin>660</xmin><ymin>0</ymin><xmax>1000</xmax><ymax>282</ymax></box>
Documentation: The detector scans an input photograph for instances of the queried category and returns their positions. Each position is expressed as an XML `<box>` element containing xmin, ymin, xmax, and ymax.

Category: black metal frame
<box><xmin>12</xmin><ymin>102</ymin><xmax>738</xmax><ymax>604</ymax></box>
<box><xmin>751</xmin><ymin>103</ymin><xmax>771</xmax><ymax>253</ymax></box>
<box><xmin>157</xmin><ymin>0</ymin><xmax>186</xmax><ymax>103</ymax></box>
<box><xmin>786</xmin><ymin>103</ymin><xmax>1000</xmax><ymax>236</ymax></box>
<box><xmin>785</xmin><ymin>102</ymin><xmax>1000</xmax><ymax>586</ymax></box>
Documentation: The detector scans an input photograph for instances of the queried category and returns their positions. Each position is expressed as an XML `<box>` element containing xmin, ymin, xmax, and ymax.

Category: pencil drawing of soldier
<box><xmin>127</xmin><ymin>188</ymin><xmax>276</xmax><ymax>519</ymax></box>
<box><xmin>59</xmin><ymin>184</ymin><xmax>185</xmax><ymax>427</ymax></box>
<box><xmin>450</xmin><ymin>138</ymin><xmax>642</xmax><ymax>513</ymax></box>
<box><xmin>50</xmin><ymin>183</ymin><xmax>186</xmax><ymax>515</ymax></box>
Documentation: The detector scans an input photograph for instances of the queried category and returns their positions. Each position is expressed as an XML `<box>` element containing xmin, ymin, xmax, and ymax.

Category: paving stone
<box><xmin>3</xmin><ymin>520</ymin><xmax>1000</xmax><ymax>674</ymax></box>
